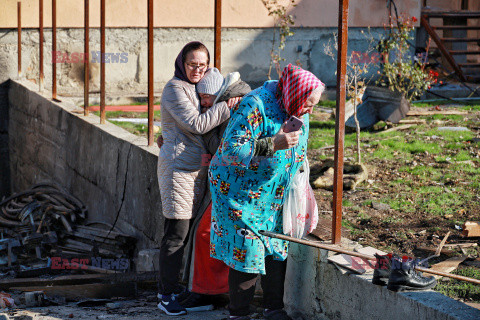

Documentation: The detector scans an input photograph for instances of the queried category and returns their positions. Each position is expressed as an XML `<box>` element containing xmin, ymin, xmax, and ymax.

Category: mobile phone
<box><xmin>284</xmin><ymin>115</ymin><xmax>304</xmax><ymax>133</ymax></box>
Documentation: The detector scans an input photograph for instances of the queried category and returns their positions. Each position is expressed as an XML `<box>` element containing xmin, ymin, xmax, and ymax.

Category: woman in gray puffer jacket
<box><xmin>157</xmin><ymin>41</ymin><xmax>238</xmax><ymax>316</ymax></box>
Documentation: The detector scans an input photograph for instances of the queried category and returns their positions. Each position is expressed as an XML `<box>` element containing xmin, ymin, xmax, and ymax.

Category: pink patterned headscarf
<box><xmin>276</xmin><ymin>64</ymin><xmax>325</xmax><ymax>117</ymax></box>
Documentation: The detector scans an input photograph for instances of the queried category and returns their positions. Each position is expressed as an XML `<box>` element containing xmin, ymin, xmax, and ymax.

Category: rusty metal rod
<box><xmin>52</xmin><ymin>0</ymin><xmax>57</xmax><ymax>100</ymax></box>
<box><xmin>259</xmin><ymin>230</ymin><xmax>480</xmax><ymax>285</ymax></box>
<box><xmin>100</xmin><ymin>0</ymin><xmax>105</xmax><ymax>124</ymax></box>
<box><xmin>84</xmin><ymin>0</ymin><xmax>89</xmax><ymax>116</ymax></box>
<box><xmin>39</xmin><ymin>0</ymin><xmax>44</xmax><ymax>91</ymax></box>
<box><xmin>147</xmin><ymin>0</ymin><xmax>154</xmax><ymax>146</ymax></box>
<box><xmin>332</xmin><ymin>0</ymin><xmax>349</xmax><ymax>244</ymax></box>
<box><xmin>259</xmin><ymin>230</ymin><xmax>374</xmax><ymax>260</ymax></box>
<box><xmin>214</xmin><ymin>0</ymin><xmax>221</xmax><ymax>71</ymax></box>
<box><xmin>17</xmin><ymin>2</ymin><xmax>21</xmax><ymax>77</ymax></box>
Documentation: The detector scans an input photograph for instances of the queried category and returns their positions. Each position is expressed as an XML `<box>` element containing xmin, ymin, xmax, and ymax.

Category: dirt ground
<box><xmin>308</xmin><ymin>143</ymin><xmax>480</xmax><ymax>257</ymax></box>
<box><xmin>1</xmin><ymin>291</ymin><xmax>233</xmax><ymax>320</ymax></box>
<box><xmin>307</xmin><ymin>105</ymin><xmax>480</xmax><ymax>257</ymax></box>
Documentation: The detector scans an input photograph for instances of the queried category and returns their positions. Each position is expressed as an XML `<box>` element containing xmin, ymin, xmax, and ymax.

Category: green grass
<box><xmin>109</xmin><ymin>121</ymin><xmax>150</xmax><ymax>135</ymax></box>
<box><xmin>436</xmin><ymin>267</ymin><xmax>480</xmax><ymax>302</ymax></box>
<box><xmin>343</xmin><ymin>199</ymin><xmax>354</xmax><ymax>207</ymax></box>
<box><xmin>93</xmin><ymin>110</ymin><xmax>161</xmax><ymax>119</ymax></box>
<box><xmin>317</xmin><ymin>100</ymin><xmax>337</xmax><ymax>108</ymax></box>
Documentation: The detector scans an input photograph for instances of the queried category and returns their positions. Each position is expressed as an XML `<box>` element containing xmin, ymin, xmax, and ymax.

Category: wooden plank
<box><xmin>441</xmin><ymin>38</ymin><xmax>480</xmax><ymax>42</ymax></box>
<box><xmin>444</xmin><ymin>242</ymin><xmax>478</xmax><ymax>248</ymax></box>
<box><xmin>381</xmin><ymin>124</ymin><xmax>413</xmax><ymax>133</ymax></box>
<box><xmin>415</xmin><ymin>246</ymin><xmax>456</xmax><ymax>256</ymax></box>
<box><xmin>398</xmin><ymin>119</ymin><xmax>427</xmax><ymax>124</ymax></box>
<box><xmin>430</xmin><ymin>256</ymin><xmax>467</xmax><ymax>279</ymax></box>
<box><xmin>0</xmin><ymin>272</ymin><xmax>158</xmax><ymax>291</ymax></box>
<box><xmin>422</xmin><ymin>11</ymin><xmax>480</xmax><ymax>18</ymax></box>
<box><xmin>449</xmin><ymin>50</ymin><xmax>480</xmax><ymax>54</ymax></box>
<box><xmin>15</xmin><ymin>282</ymin><xmax>136</xmax><ymax>300</ymax></box>
<box><xmin>0</xmin><ymin>274</ymin><xmax>107</xmax><ymax>289</ymax></box>
<box><xmin>462</xmin><ymin>221</ymin><xmax>480</xmax><ymax>237</ymax></box>
<box><xmin>407</xmin><ymin>110</ymin><xmax>468</xmax><ymax>116</ymax></box>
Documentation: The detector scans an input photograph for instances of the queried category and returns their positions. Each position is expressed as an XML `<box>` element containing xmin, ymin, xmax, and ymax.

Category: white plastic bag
<box><xmin>283</xmin><ymin>158</ymin><xmax>319</xmax><ymax>238</ymax></box>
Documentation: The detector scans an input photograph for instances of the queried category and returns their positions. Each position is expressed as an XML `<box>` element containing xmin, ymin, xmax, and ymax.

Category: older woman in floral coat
<box><xmin>209</xmin><ymin>64</ymin><xmax>325</xmax><ymax>320</ymax></box>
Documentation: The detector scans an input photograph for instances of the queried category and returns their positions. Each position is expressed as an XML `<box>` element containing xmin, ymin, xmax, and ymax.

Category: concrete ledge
<box><xmin>285</xmin><ymin>242</ymin><xmax>480</xmax><ymax>320</ymax></box>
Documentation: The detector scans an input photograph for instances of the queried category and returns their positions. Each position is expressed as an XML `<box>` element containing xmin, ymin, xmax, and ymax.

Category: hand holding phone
<box><xmin>283</xmin><ymin>115</ymin><xmax>304</xmax><ymax>133</ymax></box>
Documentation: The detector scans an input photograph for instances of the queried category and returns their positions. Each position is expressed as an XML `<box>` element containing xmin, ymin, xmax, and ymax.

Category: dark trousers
<box><xmin>159</xmin><ymin>218</ymin><xmax>191</xmax><ymax>295</ymax></box>
<box><xmin>228</xmin><ymin>255</ymin><xmax>287</xmax><ymax>316</ymax></box>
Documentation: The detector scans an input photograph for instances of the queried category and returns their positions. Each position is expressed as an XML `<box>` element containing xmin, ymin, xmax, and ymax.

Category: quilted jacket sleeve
<box><xmin>161</xmin><ymin>80</ymin><xmax>230</xmax><ymax>135</ymax></box>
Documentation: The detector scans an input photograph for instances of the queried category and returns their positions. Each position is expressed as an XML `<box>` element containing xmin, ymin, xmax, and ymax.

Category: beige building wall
<box><xmin>1</xmin><ymin>0</ymin><xmax>420</xmax><ymax>28</ymax></box>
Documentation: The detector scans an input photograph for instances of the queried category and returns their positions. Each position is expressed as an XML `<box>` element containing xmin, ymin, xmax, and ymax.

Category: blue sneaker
<box><xmin>157</xmin><ymin>294</ymin><xmax>187</xmax><ymax>316</ymax></box>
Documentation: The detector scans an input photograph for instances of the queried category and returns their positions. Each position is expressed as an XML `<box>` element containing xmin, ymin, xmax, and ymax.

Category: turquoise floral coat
<box><xmin>208</xmin><ymin>80</ymin><xmax>309</xmax><ymax>274</ymax></box>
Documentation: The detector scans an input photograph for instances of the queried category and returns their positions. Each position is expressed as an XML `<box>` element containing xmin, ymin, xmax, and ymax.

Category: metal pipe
<box><xmin>214</xmin><ymin>0</ymin><xmax>222</xmax><ymax>71</ymax></box>
<box><xmin>39</xmin><ymin>0</ymin><xmax>44</xmax><ymax>91</ymax></box>
<box><xmin>17</xmin><ymin>2</ymin><xmax>21</xmax><ymax>78</ymax></box>
<box><xmin>147</xmin><ymin>0</ymin><xmax>154</xmax><ymax>146</ymax></box>
<box><xmin>332</xmin><ymin>0</ymin><xmax>349</xmax><ymax>244</ymax></box>
<box><xmin>100</xmin><ymin>0</ymin><xmax>105</xmax><ymax>124</ymax></box>
<box><xmin>84</xmin><ymin>0</ymin><xmax>89</xmax><ymax>116</ymax></box>
<box><xmin>259</xmin><ymin>230</ymin><xmax>480</xmax><ymax>285</ymax></box>
<box><xmin>52</xmin><ymin>0</ymin><xmax>57</xmax><ymax>100</ymax></box>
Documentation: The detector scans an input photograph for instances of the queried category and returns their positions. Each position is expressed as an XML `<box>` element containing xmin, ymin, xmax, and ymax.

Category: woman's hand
<box><xmin>226</xmin><ymin>97</ymin><xmax>242</xmax><ymax>109</ymax></box>
<box><xmin>272</xmin><ymin>122</ymin><xmax>300</xmax><ymax>152</ymax></box>
<box><xmin>157</xmin><ymin>135</ymin><xmax>164</xmax><ymax>148</ymax></box>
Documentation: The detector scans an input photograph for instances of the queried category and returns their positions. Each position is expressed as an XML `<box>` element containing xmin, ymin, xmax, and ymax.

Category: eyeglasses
<box><xmin>186</xmin><ymin>62</ymin><xmax>208</xmax><ymax>71</ymax></box>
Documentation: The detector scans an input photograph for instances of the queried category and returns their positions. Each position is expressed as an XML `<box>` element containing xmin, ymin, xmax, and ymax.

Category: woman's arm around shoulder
<box><xmin>161</xmin><ymin>79</ymin><xmax>231</xmax><ymax>135</ymax></box>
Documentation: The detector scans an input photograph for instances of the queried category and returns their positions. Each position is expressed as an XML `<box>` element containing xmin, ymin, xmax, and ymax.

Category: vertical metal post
<box><xmin>332</xmin><ymin>0</ymin><xmax>349</xmax><ymax>244</ymax></box>
<box><xmin>84</xmin><ymin>0</ymin><xmax>90</xmax><ymax>116</ymax></box>
<box><xmin>147</xmin><ymin>0</ymin><xmax>154</xmax><ymax>146</ymax></box>
<box><xmin>52</xmin><ymin>0</ymin><xmax>57</xmax><ymax>100</ymax></box>
<box><xmin>17</xmin><ymin>2</ymin><xmax>21</xmax><ymax>78</ymax></box>
<box><xmin>39</xmin><ymin>0</ymin><xmax>44</xmax><ymax>91</ymax></box>
<box><xmin>100</xmin><ymin>0</ymin><xmax>106</xmax><ymax>124</ymax></box>
<box><xmin>214</xmin><ymin>0</ymin><xmax>221</xmax><ymax>71</ymax></box>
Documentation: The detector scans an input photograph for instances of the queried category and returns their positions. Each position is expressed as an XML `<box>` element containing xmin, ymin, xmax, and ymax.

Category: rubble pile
<box><xmin>0</xmin><ymin>182</ymin><xmax>136</xmax><ymax>276</ymax></box>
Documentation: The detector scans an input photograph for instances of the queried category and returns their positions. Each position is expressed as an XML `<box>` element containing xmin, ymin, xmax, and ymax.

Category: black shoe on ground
<box><xmin>179</xmin><ymin>292</ymin><xmax>214</xmax><ymax>312</ymax></box>
<box><xmin>372</xmin><ymin>253</ymin><xmax>392</xmax><ymax>286</ymax></box>
<box><xmin>157</xmin><ymin>293</ymin><xmax>187</xmax><ymax>316</ymax></box>
<box><xmin>263</xmin><ymin>309</ymin><xmax>293</xmax><ymax>320</ymax></box>
<box><xmin>387</xmin><ymin>257</ymin><xmax>437</xmax><ymax>292</ymax></box>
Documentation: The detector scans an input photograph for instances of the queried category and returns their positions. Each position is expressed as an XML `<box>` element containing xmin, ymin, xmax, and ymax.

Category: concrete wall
<box><xmin>8</xmin><ymin>79</ymin><xmax>163</xmax><ymax>250</ymax></box>
<box><xmin>0</xmin><ymin>0</ymin><xmax>421</xmax><ymax>28</ymax></box>
<box><xmin>285</xmin><ymin>242</ymin><xmax>480</xmax><ymax>320</ymax></box>
<box><xmin>0</xmin><ymin>27</ymin><xmax>388</xmax><ymax>96</ymax></box>
<box><xmin>0</xmin><ymin>81</ymin><xmax>11</xmax><ymax>199</ymax></box>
